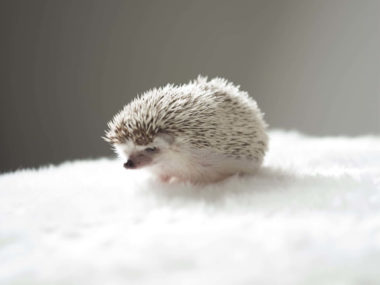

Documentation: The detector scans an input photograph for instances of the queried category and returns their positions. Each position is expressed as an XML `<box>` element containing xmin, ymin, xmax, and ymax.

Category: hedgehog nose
<box><xmin>124</xmin><ymin>159</ymin><xmax>135</xmax><ymax>169</ymax></box>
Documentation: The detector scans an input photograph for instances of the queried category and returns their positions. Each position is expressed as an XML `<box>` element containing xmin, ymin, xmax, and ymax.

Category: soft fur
<box><xmin>1</xmin><ymin>130</ymin><xmax>380</xmax><ymax>285</ymax></box>
<box><xmin>105</xmin><ymin>76</ymin><xmax>268</xmax><ymax>184</ymax></box>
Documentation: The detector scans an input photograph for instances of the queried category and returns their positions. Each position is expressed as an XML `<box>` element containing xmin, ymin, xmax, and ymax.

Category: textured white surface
<box><xmin>1</xmin><ymin>130</ymin><xmax>380</xmax><ymax>285</ymax></box>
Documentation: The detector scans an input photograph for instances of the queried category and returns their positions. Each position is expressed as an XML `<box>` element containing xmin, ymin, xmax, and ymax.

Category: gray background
<box><xmin>1</xmin><ymin>0</ymin><xmax>379</xmax><ymax>172</ymax></box>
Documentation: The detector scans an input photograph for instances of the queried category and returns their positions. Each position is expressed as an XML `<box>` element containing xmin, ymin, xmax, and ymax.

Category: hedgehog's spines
<box><xmin>105</xmin><ymin>76</ymin><xmax>268</xmax><ymax>161</ymax></box>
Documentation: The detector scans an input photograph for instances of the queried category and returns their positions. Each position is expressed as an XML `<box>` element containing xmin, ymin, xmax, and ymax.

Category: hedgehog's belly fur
<box><xmin>149</xmin><ymin>148</ymin><xmax>262</xmax><ymax>184</ymax></box>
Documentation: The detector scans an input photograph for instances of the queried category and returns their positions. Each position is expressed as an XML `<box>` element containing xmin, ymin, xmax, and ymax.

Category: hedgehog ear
<box><xmin>157</xmin><ymin>131</ymin><xmax>174</xmax><ymax>145</ymax></box>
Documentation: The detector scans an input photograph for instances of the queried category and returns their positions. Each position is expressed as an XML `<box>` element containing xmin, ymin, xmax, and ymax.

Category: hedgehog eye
<box><xmin>144</xmin><ymin>147</ymin><xmax>157</xmax><ymax>153</ymax></box>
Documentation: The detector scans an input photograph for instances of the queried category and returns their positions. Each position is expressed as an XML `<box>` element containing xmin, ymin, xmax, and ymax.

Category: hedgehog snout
<box><xmin>124</xmin><ymin>159</ymin><xmax>135</xmax><ymax>169</ymax></box>
<box><xmin>123</xmin><ymin>151</ymin><xmax>154</xmax><ymax>170</ymax></box>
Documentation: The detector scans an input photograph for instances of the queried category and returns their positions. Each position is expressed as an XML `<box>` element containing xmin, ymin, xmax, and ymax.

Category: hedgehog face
<box><xmin>113</xmin><ymin>132</ymin><xmax>174</xmax><ymax>170</ymax></box>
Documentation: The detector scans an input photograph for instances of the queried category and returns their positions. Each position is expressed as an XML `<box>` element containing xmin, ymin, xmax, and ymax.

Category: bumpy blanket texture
<box><xmin>1</xmin><ymin>130</ymin><xmax>380</xmax><ymax>285</ymax></box>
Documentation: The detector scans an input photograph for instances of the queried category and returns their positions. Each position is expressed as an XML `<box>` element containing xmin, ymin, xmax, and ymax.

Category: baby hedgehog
<box><xmin>104</xmin><ymin>76</ymin><xmax>268</xmax><ymax>184</ymax></box>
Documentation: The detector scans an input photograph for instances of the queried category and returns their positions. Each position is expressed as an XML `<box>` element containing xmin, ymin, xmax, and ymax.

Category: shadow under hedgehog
<box><xmin>104</xmin><ymin>76</ymin><xmax>268</xmax><ymax>184</ymax></box>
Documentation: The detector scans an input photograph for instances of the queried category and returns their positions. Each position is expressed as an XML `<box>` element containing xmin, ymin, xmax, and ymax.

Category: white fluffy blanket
<box><xmin>1</xmin><ymin>130</ymin><xmax>380</xmax><ymax>285</ymax></box>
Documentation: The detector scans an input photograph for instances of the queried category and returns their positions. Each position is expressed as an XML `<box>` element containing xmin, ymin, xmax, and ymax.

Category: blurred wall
<box><xmin>1</xmin><ymin>0</ymin><xmax>379</xmax><ymax>171</ymax></box>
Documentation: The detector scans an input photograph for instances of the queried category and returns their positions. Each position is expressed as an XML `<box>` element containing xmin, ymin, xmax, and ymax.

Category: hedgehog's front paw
<box><xmin>159</xmin><ymin>175</ymin><xmax>170</xmax><ymax>183</ymax></box>
<box><xmin>159</xmin><ymin>175</ymin><xmax>173</xmax><ymax>183</ymax></box>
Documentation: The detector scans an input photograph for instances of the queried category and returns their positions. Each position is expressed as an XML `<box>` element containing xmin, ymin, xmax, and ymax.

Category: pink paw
<box><xmin>159</xmin><ymin>175</ymin><xmax>172</xmax><ymax>183</ymax></box>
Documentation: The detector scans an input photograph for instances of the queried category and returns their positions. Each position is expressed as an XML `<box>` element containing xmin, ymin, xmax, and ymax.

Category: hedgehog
<box><xmin>104</xmin><ymin>76</ymin><xmax>268</xmax><ymax>184</ymax></box>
